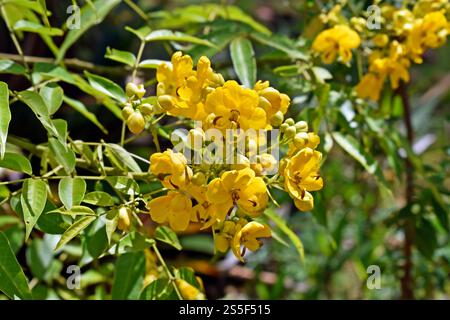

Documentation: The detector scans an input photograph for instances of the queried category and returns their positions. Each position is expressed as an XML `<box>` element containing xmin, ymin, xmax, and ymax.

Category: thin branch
<box><xmin>397</xmin><ymin>81</ymin><xmax>415</xmax><ymax>300</ymax></box>
<box><xmin>0</xmin><ymin>52</ymin><xmax>131</xmax><ymax>76</ymax></box>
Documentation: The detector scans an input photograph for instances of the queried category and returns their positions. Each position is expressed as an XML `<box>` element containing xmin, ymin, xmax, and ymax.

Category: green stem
<box><xmin>132</xmin><ymin>41</ymin><xmax>146</xmax><ymax>81</ymax></box>
<box><xmin>120</xmin><ymin>121</ymin><xmax>126</xmax><ymax>147</ymax></box>
<box><xmin>152</xmin><ymin>244</ymin><xmax>183</xmax><ymax>300</ymax></box>
<box><xmin>124</xmin><ymin>0</ymin><xmax>149</xmax><ymax>22</ymax></box>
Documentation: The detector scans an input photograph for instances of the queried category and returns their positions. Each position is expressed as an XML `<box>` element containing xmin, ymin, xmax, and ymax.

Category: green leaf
<box><xmin>125</xmin><ymin>26</ymin><xmax>151</xmax><ymax>41</ymax></box>
<box><xmin>25</xmin><ymin>237</ymin><xmax>54</xmax><ymax>281</ymax></box>
<box><xmin>0</xmin><ymin>232</ymin><xmax>32</xmax><ymax>300</ymax></box>
<box><xmin>140</xmin><ymin>278</ymin><xmax>177</xmax><ymax>300</ymax></box>
<box><xmin>58</xmin><ymin>177</ymin><xmax>86</xmax><ymax>210</ymax></box>
<box><xmin>18</xmin><ymin>90</ymin><xmax>49</xmax><ymax>116</ymax></box>
<box><xmin>108</xmin><ymin>232</ymin><xmax>155</xmax><ymax>255</ymax></box>
<box><xmin>0</xmin><ymin>59</ymin><xmax>26</xmax><ymax>75</ymax></box>
<box><xmin>84</xmin><ymin>216</ymin><xmax>108</xmax><ymax>259</ymax></box>
<box><xmin>139</xmin><ymin>59</ymin><xmax>170</xmax><ymax>69</ymax></box>
<box><xmin>332</xmin><ymin>132</ymin><xmax>390</xmax><ymax>193</ymax></box>
<box><xmin>18</xmin><ymin>91</ymin><xmax>66</xmax><ymax>144</ymax></box>
<box><xmin>48</xmin><ymin>138</ymin><xmax>76</xmax><ymax>174</ymax></box>
<box><xmin>54</xmin><ymin>216</ymin><xmax>96</xmax><ymax>250</ymax></box>
<box><xmin>105</xmin><ymin>143</ymin><xmax>142</xmax><ymax>173</ymax></box>
<box><xmin>230</xmin><ymin>37</ymin><xmax>256</xmax><ymax>88</ymax></box>
<box><xmin>85</xmin><ymin>71</ymin><xmax>126</xmax><ymax>103</ymax></box>
<box><xmin>13</xmin><ymin>20</ymin><xmax>63</xmax><ymax>36</ymax></box>
<box><xmin>143</xmin><ymin>29</ymin><xmax>215</xmax><ymax>47</ymax></box>
<box><xmin>111</xmin><ymin>251</ymin><xmax>146</xmax><ymax>300</ymax></box>
<box><xmin>105</xmin><ymin>209</ymin><xmax>118</xmax><ymax>244</ymax></box>
<box><xmin>0</xmin><ymin>82</ymin><xmax>10</xmax><ymax>159</ymax></box>
<box><xmin>106</xmin><ymin>176</ymin><xmax>140</xmax><ymax>195</ymax></box>
<box><xmin>264</xmin><ymin>209</ymin><xmax>304</xmax><ymax>263</ymax></box>
<box><xmin>415</xmin><ymin>217</ymin><xmax>438</xmax><ymax>260</ymax></box>
<box><xmin>63</xmin><ymin>96</ymin><xmax>108</xmax><ymax>134</ymax></box>
<box><xmin>105</xmin><ymin>47</ymin><xmax>136</xmax><ymax>67</ymax></box>
<box><xmin>155</xmin><ymin>226</ymin><xmax>182</xmax><ymax>251</ymax></box>
<box><xmin>57</xmin><ymin>0</ymin><xmax>121</xmax><ymax>62</ymax></box>
<box><xmin>21</xmin><ymin>179</ymin><xmax>47</xmax><ymax>240</ymax></box>
<box><xmin>0</xmin><ymin>152</ymin><xmax>32</xmax><ymax>175</ymax></box>
<box><xmin>40</xmin><ymin>83</ymin><xmax>63</xmax><ymax>115</ymax></box>
<box><xmin>250</xmin><ymin>33</ymin><xmax>308</xmax><ymax>60</ymax></box>
<box><xmin>83</xmin><ymin>191</ymin><xmax>115</xmax><ymax>207</ymax></box>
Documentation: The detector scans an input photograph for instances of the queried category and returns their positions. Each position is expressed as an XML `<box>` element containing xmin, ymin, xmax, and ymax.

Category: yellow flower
<box><xmin>407</xmin><ymin>10</ymin><xmax>450</xmax><ymax>62</ymax></box>
<box><xmin>372</xmin><ymin>34</ymin><xmax>389</xmax><ymax>48</ymax></box>
<box><xmin>206</xmin><ymin>167</ymin><xmax>268</xmax><ymax>217</ymax></box>
<box><xmin>204</xmin><ymin>81</ymin><xmax>267</xmax><ymax>131</ymax></box>
<box><xmin>157</xmin><ymin>52</ymin><xmax>223</xmax><ymax>121</ymax></box>
<box><xmin>370</xmin><ymin>56</ymin><xmax>410</xmax><ymax>90</ymax></box>
<box><xmin>283</xmin><ymin>147</ymin><xmax>323</xmax><ymax>211</ymax></box>
<box><xmin>355</xmin><ymin>73</ymin><xmax>385</xmax><ymax>101</ymax></box>
<box><xmin>253</xmin><ymin>80</ymin><xmax>290</xmax><ymax>126</ymax></box>
<box><xmin>312</xmin><ymin>25</ymin><xmax>361</xmax><ymax>64</ymax></box>
<box><xmin>231</xmin><ymin>221</ymin><xmax>271</xmax><ymax>262</ymax></box>
<box><xmin>150</xmin><ymin>149</ymin><xmax>192</xmax><ymax>189</ymax></box>
<box><xmin>188</xmin><ymin>183</ymin><xmax>224</xmax><ymax>229</ymax></box>
<box><xmin>214</xmin><ymin>220</ymin><xmax>244</xmax><ymax>253</ymax></box>
<box><xmin>147</xmin><ymin>191</ymin><xmax>192</xmax><ymax>231</ymax></box>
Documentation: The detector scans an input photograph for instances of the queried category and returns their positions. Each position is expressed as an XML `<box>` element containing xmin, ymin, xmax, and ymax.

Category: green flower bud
<box><xmin>295</xmin><ymin>121</ymin><xmax>308</xmax><ymax>132</ymax></box>
<box><xmin>126</xmin><ymin>83</ymin><xmax>138</xmax><ymax>98</ymax></box>
<box><xmin>284</xmin><ymin>126</ymin><xmax>296</xmax><ymax>139</ymax></box>
<box><xmin>191</xmin><ymin>172</ymin><xmax>207</xmax><ymax>186</ymax></box>
<box><xmin>280</xmin><ymin>123</ymin><xmax>289</xmax><ymax>133</ymax></box>
<box><xmin>135</xmin><ymin>84</ymin><xmax>146</xmax><ymax>99</ymax></box>
<box><xmin>127</xmin><ymin>111</ymin><xmax>146</xmax><ymax>134</ymax></box>
<box><xmin>270</xmin><ymin>111</ymin><xmax>284</xmax><ymax>127</ymax></box>
<box><xmin>294</xmin><ymin>132</ymin><xmax>309</xmax><ymax>148</ymax></box>
<box><xmin>285</xmin><ymin>118</ymin><xmax>295</xmax><ymax>126</ymax></box>
<box><xmin>122</xmin><ymin>104</ymin><xmax>134</xmax><ymax>120</ymax></box>
<box><xmin>140</xmin><ymin>103</ymin><xmax>154</xmax><ymax>116</ymax></box>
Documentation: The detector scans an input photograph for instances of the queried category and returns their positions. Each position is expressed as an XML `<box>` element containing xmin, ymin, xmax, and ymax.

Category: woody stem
<box><xmin>397</xmin><ymin>81</ymin><xmax>415</xmax><ymax>300</ymax></box>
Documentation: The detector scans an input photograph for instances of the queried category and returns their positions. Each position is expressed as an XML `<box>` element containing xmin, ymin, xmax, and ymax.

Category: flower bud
<box><xmin>127</xmin><ymin>111</ymin><xmax>146</xmax><ymax>134</ymax></box>
<box><xmin>294</xmin><ymin>121</ymin><xmax>308</xmax><ymax>132</ymax></box>
<box><xmin>175</xmin><ymin>279</ymin><xmax>205</xmax><ymax>300</ymax></box>
<box><xmin>280</xmin><ymin>123</ymin><xmax>289</xmax><ymax>133</ymax></box>
<box><xmin>191</xmin><ymin>172</ymin><xmax>207</xmax><ymax>186</ymax></box>
<box><xmin>126</xmin><ymin>83</ymin><xmax>139</xmax><ymax>98</ymax></box>
<box><xmin>270</xmin><ymin>111</ymin><xmax>284</xmax><ymax>127</ymax></box>
<box><xmin>284</xmin><ymin>126</ymin><xmax>296</xmax><ymax>139</ymax></box>
<box><xmin>122</xmin><ymin>104</ymin><xmax>134</xmax><ymax>120</ymax></box>
<box><xmin>117</xmin><ymin>207</ymin><xmax>132</xmax><ymax>231</ymax></box>
<box><xmin>294</xmin><ymin>132</ymin><xmax>309</xmax><ymax>148</ymax></box>
<box><xmin>140</xmin><ymin>103</ymin><xmax>154</xmax><ymax>116</ymax></box>
<box><xmin>135</xmin><ymin>84</ymin><xmax>146</xmax><ymax>99</ymax></box>
<box><xmin>284</xmin><ymin>118</ymin><xmax>295</xmax><ymax>126</ymax></box>
<box><xmin>157</xmin><ymin>95</ymin><xmax>175</xmax><ymax>111</ymax></box>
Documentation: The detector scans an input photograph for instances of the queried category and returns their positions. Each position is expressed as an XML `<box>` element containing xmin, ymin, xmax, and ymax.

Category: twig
<box><xmin>0</xmin><ymin>52</ymin><xmax>130</xmax><ymax>76</ymax></box>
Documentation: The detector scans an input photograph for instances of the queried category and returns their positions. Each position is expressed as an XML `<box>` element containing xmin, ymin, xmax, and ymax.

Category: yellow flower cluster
<box><xmin>355</xmin><ymin>3</ymin><xmax>450</xmax><ymax>101</ymax></box>
<box><xmin>312</xmin><ymin>25</ymin><xmax>361</xmax><ymax>64</ymax></box>
<box><xmin>144</xmin><ymin>52</ymin><xmax>324</xmax><ymax>261</ymax></box>
<box><xmin>156</xmin><ymin>52</ymin><xmax>291</xmax><ymax>131</ymax></box>
<box><xmin>311</xmin><ymin>1</ymin><xmax>450</xmax><ymax>102</ymax></box>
